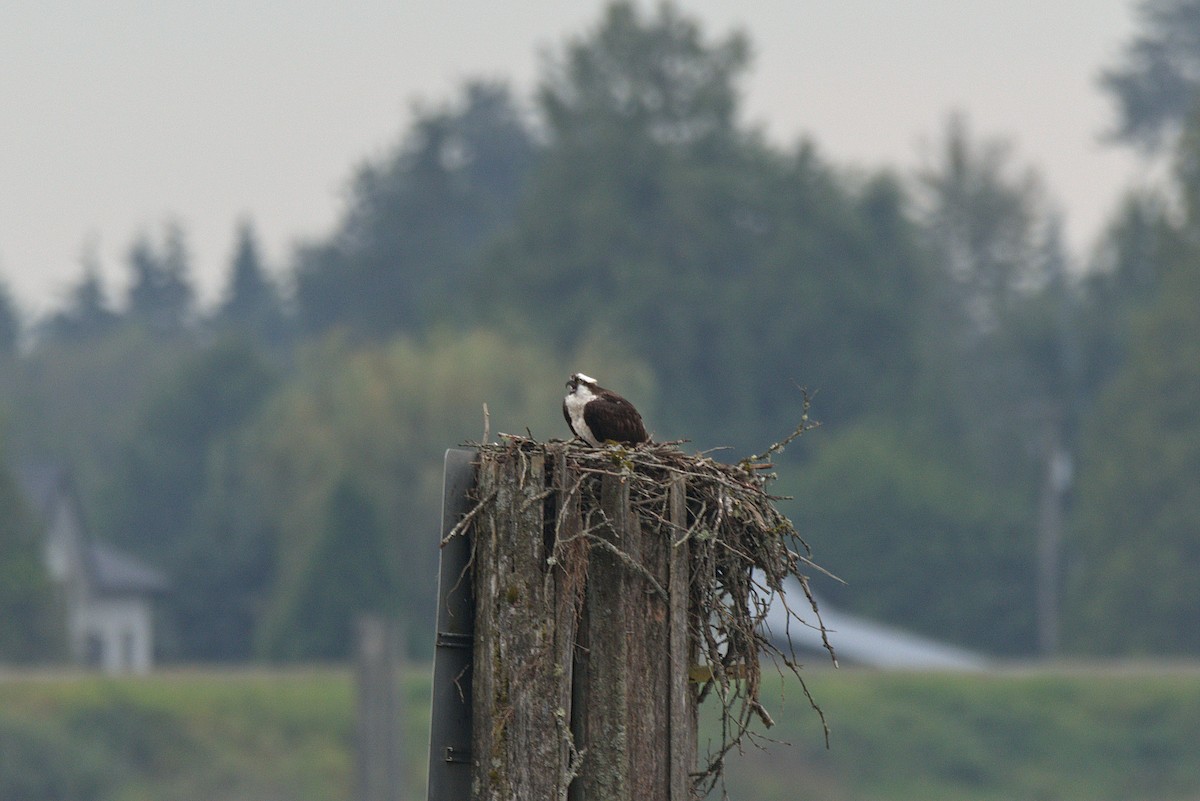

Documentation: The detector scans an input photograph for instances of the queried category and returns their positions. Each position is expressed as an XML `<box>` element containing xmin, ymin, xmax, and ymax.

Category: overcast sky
<box><xmin>0</xmin><ymin>0</ymin><xmax>1146</xmax><ymax>317</ymax></box>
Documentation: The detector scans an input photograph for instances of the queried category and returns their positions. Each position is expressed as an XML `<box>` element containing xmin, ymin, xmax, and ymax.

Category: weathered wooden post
<box><xmin>356</xmin><ymin>614</ymin><xmax>405</xmax><ymax>801</ymax></box>
<box><xmin>428</xmin><ymin>418</ymin><xmax>833</xmax><ymax>801</ymax></box>
<box><xmin>569</xmin><ymin>471</ymin><xmax>696</xmax><ymax>801</ymax></box>
<box><xmin>466</xmin><ymin>442</ymin><xmax>697</xmax><ymax>800</ymax></box>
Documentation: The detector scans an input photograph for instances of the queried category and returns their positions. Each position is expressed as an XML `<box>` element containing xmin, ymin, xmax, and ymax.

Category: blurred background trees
<box><xmin>1062</xmin><ymin>109</ymin><xmax>1200</xmax><ymax>654</ymax></box>
<box><xmin>0</xmin><ymin>0</ymin><xmax>1196</xmax><ymax>662</ymax></box>
<box><xmin>0</xmin><ymin>460</ymin><xmax>62</xmax><ymax>662</ymax></box>
<box><xmin>293</xmin><ymin>81</ymin><xmax>536</xmax><ymax>339</ymax></box>
<box><xmin>1101</xmin><ymin>0</ymin><xmax>1200</xmax><ymax>152</ymax></box>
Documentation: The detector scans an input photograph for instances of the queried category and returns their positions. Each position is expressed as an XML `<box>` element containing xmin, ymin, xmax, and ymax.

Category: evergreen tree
<box><xmin>1065</xmin><ymin>114</ymin><xmax>1200</xmax><ymax>653</ymax></box>
<box><xmin>911</xmin><ymin>113</ymin><xmax>1062</xmax><ymax>486</ymax></box>
<box><xmin>126</xmin><ymin>222</ymin><xmax>195</xmax><ymax>336</ymax></box>
<box><xmin>294</xmin><ymin>81</ymin><xmax>536</xmax><ymax>337</ymax></box>
<box><xmin>1101</xmin><ymin>0</ymin><xmax>1200</xmax><ymax>152</ymax></box>
<box><xmin>212</xmin><ymin>220</ymin><xmax>288</xmax><ymax>344</ymax></box>
<box><xmin>40</xmin><ymin>246</ymin><xmax>119</xmax><ymax>344</ymax></box>
<box><xmin>0</xmin><ymin>280</ymin><xmax>20</xmax><ymax>355</ymax></box>
<box><xmin>538</xmin><ymin>0</ymin><xmax>748</xmax><ymax>149</ymax></box>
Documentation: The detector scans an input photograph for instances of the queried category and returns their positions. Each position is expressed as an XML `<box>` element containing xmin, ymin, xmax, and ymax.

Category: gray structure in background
<box><xmin>18</xmin><ymin>464</ymin><xmax>168</xmax><ymax>674</ymax></box>
<box><xmin>356</xmin><ymin>615</ymin><xmax>405</xmax><ymax>801</ymax></box>
<box><xmin>767</xmin><ymin>577</ymin><xmax>989</xmax><ymax>671</ymax></box>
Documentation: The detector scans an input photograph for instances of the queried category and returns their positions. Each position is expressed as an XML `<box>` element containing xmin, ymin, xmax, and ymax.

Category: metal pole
<box><xmin>426</xmin><ymin>448</ymin><xmax>477</xmax><ymax>801</ymax></box>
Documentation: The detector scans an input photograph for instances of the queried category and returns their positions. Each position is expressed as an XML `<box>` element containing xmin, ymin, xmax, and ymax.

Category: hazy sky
<box><xmin>1</xmin><ymin>1</ymin><xmax>1146</xmax><ymax>317</ymax></box>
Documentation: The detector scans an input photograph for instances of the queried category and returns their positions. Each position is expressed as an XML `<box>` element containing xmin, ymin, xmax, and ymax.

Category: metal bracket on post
<box><xmin>426</xmin><ymin>448</ymin><xmax>478</xmax><ymax>801</ymax></box>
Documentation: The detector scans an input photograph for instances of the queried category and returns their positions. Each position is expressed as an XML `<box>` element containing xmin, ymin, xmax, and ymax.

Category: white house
<box><xmin>18</xmin><ymin>464</ymin><xmax>168</xmax><ymax>674</ymax></box>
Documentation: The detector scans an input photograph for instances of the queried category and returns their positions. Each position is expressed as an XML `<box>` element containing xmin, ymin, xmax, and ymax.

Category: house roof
<box><xmin>765</xmin><ymin>577</ymin><xmax>989</xmax><ymax>671</ymax></box>
<box><xmin>16</xmin><ymin>463</ymin><xmax>169</xmax><ymax>596</ymax></box>
<box><xmin>88</xmin><ymin>541</ymin><xmax>169</xmax><ymax>595</ymax></box>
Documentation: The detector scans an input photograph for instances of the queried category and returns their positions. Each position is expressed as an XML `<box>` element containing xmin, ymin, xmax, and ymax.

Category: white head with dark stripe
<box><xmin>563</xmin><ymin>372</ymin><xmax>649</xmax><ymax>447</ymax></box>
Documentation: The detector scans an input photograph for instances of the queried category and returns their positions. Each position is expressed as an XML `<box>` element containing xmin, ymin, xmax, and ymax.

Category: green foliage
<box><xmin>39</xmin><ymin>246</ymin><xmax>121</xmax><ymax>345</ymax></box>
<box><xmin>1065</xmin><ymin>247</ymin><xmax>1200</xmax><ymax>653</ymax></box>
<box><xmin>106</xmin><ymin>336</ymin><xmax>278</xmax><ymax>562</ymax></box>
<box><xmin>486</xmin><ymin>2</ymin><xmax>928</xmax><ymax>447</ymax></box>
<box><xmin>0</xmin><ymin>460</ymin><xmax>63</xmax><ymax>662</ymax></box>
<box><xmin>0</xmin><ymin>717</ymin><xmax>111</xmax><ymax>801</ymax></box>
<box><xmin>910</xmin><ymin>114</ymin><xmax>1066</xmax><ymax>489</ymax></box>
<box><xmin>3</xmin><ymin>0</ymin><xmax>1196</xmax><ymax>663</ymax></box>
<box><xmin>0</xmin><ymin>671</ymin><xmax>355</xmax><ymax>801</ymax></box>
<box><xmin>3</xmin><ymin>668</ymin><xmax>1200</xmax><ymax>801</ymax></box>
<box><xmin>249</xmin><ymin>329</ymin><xmax>655</xmax><ymax>660</ymax></box>
<box><xmin>125</xmin><ymin>222</ymin><xmax>195</xmax><ymax>337</ymax></box>
<box><xmin>917</xmin><ymin>114</ymin><xmax>1052</xmax><ymax>325</ymax></box>
<box><xmin>0</xmin><ymin>280</ymin><xmax>20</xmax><ymax>355</ymax></box>
<box><xmin>101</xmin><ymin>336</ymin><xmax>280</xmax><ymax>660</ymax></box>
<box><xmin>211</xmin><ymin>220</ymin><xmax>289</xmax><ymax>346</ymax></box>
<box><xmin>789</xmin><ymin>421</ymin><xmax>1033</xmax><ymax>654</ymax></box>
<box><xmin>295</xmin><ymin>81</ymin><xmax>536</xmax><ymax>338</ymax></box>
<box><xmin>1064</xmin><ymin>111</ymin><xmax>1200</xmax><ymax>654</ymax></box>
<box><xmin>538</xmin><ymin>1</ymin><xmax>748</xmax><ymax>149</ymax></box>
<box><xmin>0</xmin><ymin>326</ymin><xmax>190</xmax><ymax>535</ymax></box>
<box><xmin>718</xmin><ymin>670</ymin><xmax>1200</xmax><ymax>801</ymax></box>
<box><xmin>1100</xmin><ymin>0</ymin><xmax>1200</xmax><ymax>152</ymax></box>
<box><xmin>260</xmin><ymin>480</ymin><xmax>392</xmax><ymax>660</ymax></box>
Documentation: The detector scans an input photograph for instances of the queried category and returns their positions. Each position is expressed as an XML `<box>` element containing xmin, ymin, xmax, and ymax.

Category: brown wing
<box><xmin>583</xmin><ymin>391</ymin><xmax>648</xmax><ymax>445</ymax></box>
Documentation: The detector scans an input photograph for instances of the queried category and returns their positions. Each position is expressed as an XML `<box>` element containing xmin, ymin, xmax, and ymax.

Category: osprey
<box><xmin>563</xmin><ymin>373</ymin><xmax>649</xmax><ymax>447</ymax></box>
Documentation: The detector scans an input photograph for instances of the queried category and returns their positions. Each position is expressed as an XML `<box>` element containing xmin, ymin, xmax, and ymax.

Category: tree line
<box><xmin>1</xmin><ymin>0</ymin><xmax>1198</xmax><ymax>662</ymax></box>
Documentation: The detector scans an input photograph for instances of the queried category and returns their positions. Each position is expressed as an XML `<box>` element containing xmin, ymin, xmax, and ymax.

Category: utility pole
<box><xmin>1036</xmin><ymin>409</ymin><xmax>1073</xmax><ymax>656</ymax></box>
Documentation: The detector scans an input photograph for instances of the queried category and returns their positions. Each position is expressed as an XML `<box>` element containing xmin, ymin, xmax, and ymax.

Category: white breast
<box><xmin>564</xmin><ymin>384</ymin><xmax>600</xmax><ymax>446</ymax></box>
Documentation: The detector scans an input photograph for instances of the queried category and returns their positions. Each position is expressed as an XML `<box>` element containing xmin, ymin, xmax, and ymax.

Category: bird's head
<box><xmin>566</xmin><ymin>372</ymin><xmax>598</xmax><ymax>396</ymax></box>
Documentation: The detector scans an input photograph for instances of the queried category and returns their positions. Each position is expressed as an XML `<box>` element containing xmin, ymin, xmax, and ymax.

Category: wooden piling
<box><xmin>469</xmin><ymin>442</ymin><xmax>697</xmax><ymax>800</ymax></box>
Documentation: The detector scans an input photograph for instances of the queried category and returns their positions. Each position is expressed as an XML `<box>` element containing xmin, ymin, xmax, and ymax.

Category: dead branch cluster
<box><xmin>457</xmin><ymin>403</ymin><xmax>837</xmax><ymax>795</ymax></box>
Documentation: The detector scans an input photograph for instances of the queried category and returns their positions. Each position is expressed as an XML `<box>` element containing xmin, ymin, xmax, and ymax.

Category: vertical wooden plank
<box><xmin>552</xmin><ymin>446</ymin><xmax>587</xmax><ymax>797</ymax></box>
<box><xmin>626</xmin><ymin>478</ymin><xmax>671</xmax><ymax>801</ymax></box>
<box><xmin>575</xmin><ymin>473</ymin><xmax>632</xmax><ymax>801</ymax></box>
<box><xmin>668</xmin><ymin>476</ymin><xmax>697</xmax><ymax>801</ymax></box>
<box><xmin>469</xmin><ymin>456</ymin><xmax>502</xmax><ymax>799</ymax></box>
<box><xmin>472</xmin><ymin>449</ymin><xmax>569</xmax><ymax>801</ymax></box>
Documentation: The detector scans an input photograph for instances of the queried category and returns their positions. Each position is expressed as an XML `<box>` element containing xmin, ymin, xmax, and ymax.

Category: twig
<box><xmin>440</xmin><ymin>487</ymin><xmax>497</xmax><ymax>547</ymax></box>
<box><xmin>742</xmin><ymin>387</ymin><xmax>818</xmax><ymax>465</ymax></box>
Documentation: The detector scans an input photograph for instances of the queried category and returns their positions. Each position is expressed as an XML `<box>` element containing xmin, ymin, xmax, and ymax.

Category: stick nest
<box><xmin>455</xmin><ymin>399</ymin><xmax>838</xmax><ymax>795</ymax></box>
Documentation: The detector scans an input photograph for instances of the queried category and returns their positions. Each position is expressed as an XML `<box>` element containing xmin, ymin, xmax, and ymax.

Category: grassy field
<box><xmin>2</xmin><ymin>663</ymin><xmax>1200</xmax><ymax>800</ymax></box>
<box><xmin>716</xmin><ymin>664</ymin><xmax>1200</xmax><ymax>801</ymax></box>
